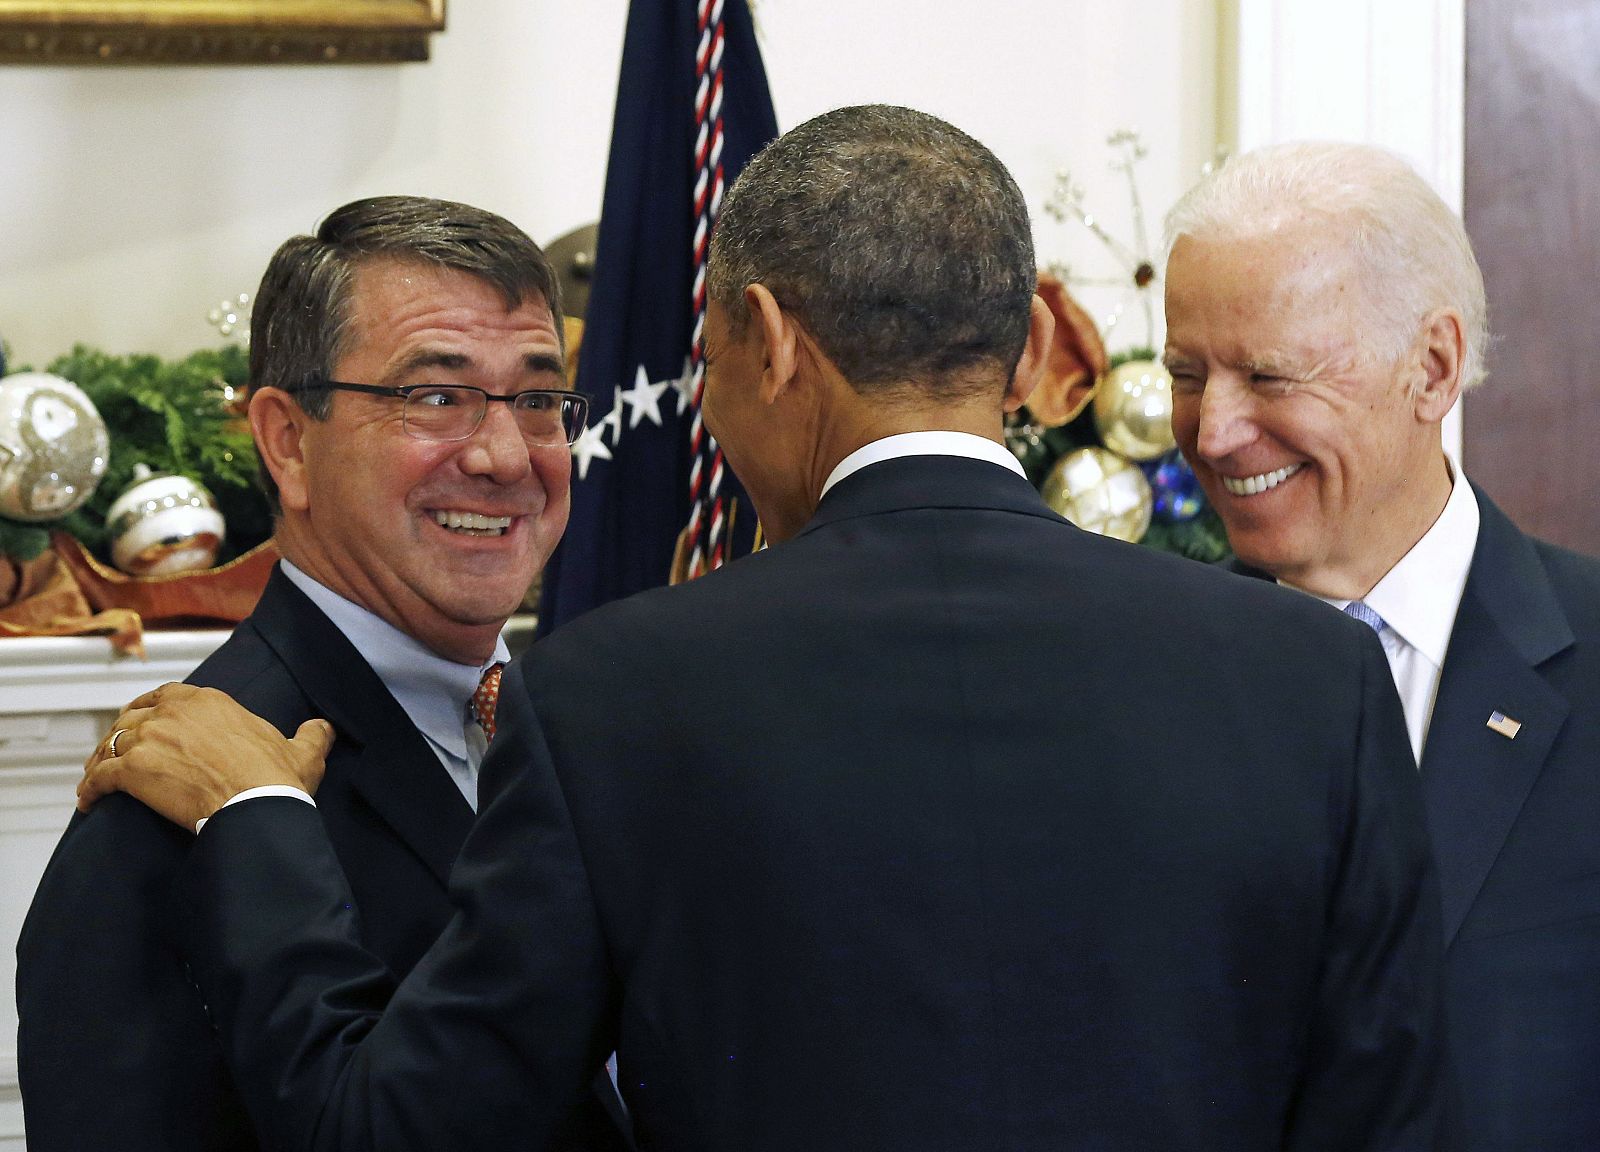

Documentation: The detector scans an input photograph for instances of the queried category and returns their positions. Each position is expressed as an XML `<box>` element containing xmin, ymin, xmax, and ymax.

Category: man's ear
<box><xmin>1004</xmin><ymin>294</ymin><xmax>1056</xmax><ymax>413</ymax></box>
<box><xmin>1411</xmin><ymin>307</ymin><xmax>1466</xmax><ymax>424</ymax></box>
<box><xmin>745</xmin><ymin>283</ymin><xmax>800</xmax><ymax>405</ymax></box>
<box><xmin>248</xmin><ymin>387</ymin><xmax>312</xmax><ymax>512</ymax></box>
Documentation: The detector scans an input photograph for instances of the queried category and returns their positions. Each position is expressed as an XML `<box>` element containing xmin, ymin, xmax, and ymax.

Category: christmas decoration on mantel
<box><xmin>25</xmin><ymin>342</ymin><xmax>267</xmax><ymax>563</ymax></box>
<box><xmin>1008</xmin><ymin>130</ymin><xmax>1229</xmax><ymax>564</ymax></box>
<box><xmin>1</xmin><ymin>311</ymin><xmax>277</xmax><ymax>650</ymax></box>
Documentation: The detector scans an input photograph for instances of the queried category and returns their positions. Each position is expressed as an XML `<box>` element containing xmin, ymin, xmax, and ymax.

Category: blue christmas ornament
<box><xmin>1142</xmin><ymin>451</ymin><xmax>1205</xmax><ymax>522</ymax></box>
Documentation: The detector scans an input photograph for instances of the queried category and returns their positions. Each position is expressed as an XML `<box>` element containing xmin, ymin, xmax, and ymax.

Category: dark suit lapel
<box><xmin>799</xmin><ymin>453</ymin><xmax>1065</xmax><ymax>537</ymax></box>
<box><xmin>249</xmin><ymin>568</ymin><xmax>476</xmax><ymax>888</ymax></box>
<box><xmin>1419</xmin><ymin>490</ymin><xmax>1574</xmax><ymax>946</ymax></box>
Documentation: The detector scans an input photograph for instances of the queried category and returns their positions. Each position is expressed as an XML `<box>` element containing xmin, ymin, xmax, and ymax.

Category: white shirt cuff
<box><xmin>194</xmin><ymin>785</ymin><xmax>317</xmax><ymax>834</ymax></box>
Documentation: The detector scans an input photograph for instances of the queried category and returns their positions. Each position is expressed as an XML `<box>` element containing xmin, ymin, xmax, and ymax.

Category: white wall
<box><xmin>1229</xmin><ymin>0</ymin><xmax>1463</xmax><ymax>208</ymax></box>
<box><xmin>0</xmin><ymin>3</ymin><xmax>625</xmax><ymax>367</ymax></box>
<box><xmin>0</xmin><ymin>0</ymin><xmax>1218</xmax><ymax>370</ymax></box>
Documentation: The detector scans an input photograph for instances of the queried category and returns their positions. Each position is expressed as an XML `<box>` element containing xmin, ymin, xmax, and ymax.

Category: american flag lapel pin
<box><xmin>1486</xmin><ymin>710</ymin><xmax>1522</xmax><ymax>740</ymax></box>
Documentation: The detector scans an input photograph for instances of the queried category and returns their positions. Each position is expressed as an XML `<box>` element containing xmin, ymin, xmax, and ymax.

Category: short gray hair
<box><xmin>250</xmin><ymin>195</ymin><xmax>562</xmax><ymax>509</ymax></box>
<box><xmin>1163</xmin><ymin>141</ymin><xmax>1489</xmax><ymax>389</ymax></box>
<box><xmin>707</xmin><ymin>105</ymin><xmax>1036</xmax><ymax>397</ymax></box>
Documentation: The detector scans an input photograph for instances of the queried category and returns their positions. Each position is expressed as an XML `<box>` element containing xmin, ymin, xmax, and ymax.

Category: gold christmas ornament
<box><xmin>1041</xmin><ymin>446</ymin><xmax>1153</xmax><ymax>542</ymax></box>
<box><xmin>106</xmin><ymin>464</ymin><xmax>226</xmax><ymax>576</ymax></box>
<box><xmin>0</xmin><ymin>372</ymin><xmax>111</xmax><ymax>522</ymax></box>
<box><xmin>1092</xmin><ymin>359</ymin><xmax>1175</xmax><ymax>462</ymax></box>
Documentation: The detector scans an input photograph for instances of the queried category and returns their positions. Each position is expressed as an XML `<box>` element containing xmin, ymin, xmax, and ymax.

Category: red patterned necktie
<box><xmin>472</xmin><ymin>662</ymin><xmax>505</xmax><ymax>741</ymax></box>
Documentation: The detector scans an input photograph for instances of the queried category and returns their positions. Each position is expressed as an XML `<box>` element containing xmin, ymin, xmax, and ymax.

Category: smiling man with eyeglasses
<box><xmin>252</xmin><ymin>245</ymin><xmax>578</xmax><ymax>660</ymax></box>
<box><xmin>17</xmin><ymin>196</ymin><xmax>630</xmax><ymax>1152</ymax></box>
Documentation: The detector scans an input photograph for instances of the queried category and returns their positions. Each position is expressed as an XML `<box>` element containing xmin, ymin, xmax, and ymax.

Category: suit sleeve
<box><xmin>1284</xmin><ymin>633</ymin><xmax>1445</xmax><ymax>1150</ymax></box>
<box><xmin>16</xmin><ymin>797</ymin><xmax>254</xmax><ymax>1151</ymax></box>
<box><xmin>176</xmin><ymin>660</ymin><xmax>617</xmax><ymax>1152</ymax></box>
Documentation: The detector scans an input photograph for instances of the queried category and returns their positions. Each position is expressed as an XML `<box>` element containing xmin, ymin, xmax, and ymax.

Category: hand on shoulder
<box><xmin>78</xmin><ymin>682</ymin><xmax>333</xmax><ymax>831</ymax></box>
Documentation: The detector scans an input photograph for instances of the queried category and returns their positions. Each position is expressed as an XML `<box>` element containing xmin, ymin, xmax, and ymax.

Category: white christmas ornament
<box><xmin>106</xmin><ymin>464</ymin><xmax>226</xmax><ymax>576</ymax></box>
<box><xmin>0</xmin><ymin>372</ymin><xmax>111</xmax><ymax>522</ymax></box>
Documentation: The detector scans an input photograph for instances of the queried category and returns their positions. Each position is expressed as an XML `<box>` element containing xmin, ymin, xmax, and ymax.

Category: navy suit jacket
<box><xmin>169</xmin><ymin>457</ymin><xmax>1441</xmax><ymax>1151</ymax></box>
<box><xmin>1233</xmin><ymin>486</ymin><xmax>1600</xmax><ymax>1149</ymax></box>
<box><xmin>1420</xmin><ymin>490</ymin><xmax>1600</xmax><ymax>1150</ymax></box>
<box><xmin>16</xmin><ymin>566</ymin><xmax>628</xmax><ymax>1151</ymax></box>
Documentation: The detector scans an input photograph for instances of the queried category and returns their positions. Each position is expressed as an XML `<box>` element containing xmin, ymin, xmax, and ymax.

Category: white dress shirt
<box><xmin>1302</xmin><ymin>464</ymin><xmax>1481</xmax><ymax>764</ymax></box>
<box><xmin>821</xmin><ymin>429</ymin><xmax>1026</xmax><ymax>498</ymax></box>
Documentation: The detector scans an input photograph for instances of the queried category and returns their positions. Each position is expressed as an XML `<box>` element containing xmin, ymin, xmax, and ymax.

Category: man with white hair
<box><xmin>1163</xmin><ymin>140</ymin><xmax>1600</xmax><ymax>1150</ymax></box>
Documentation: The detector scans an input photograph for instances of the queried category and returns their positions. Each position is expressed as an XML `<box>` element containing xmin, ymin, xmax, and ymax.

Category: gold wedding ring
<box><xmin>106</xmin><ymin>728</ymin><xmax>129</xmax><ymax>758</ymax></box>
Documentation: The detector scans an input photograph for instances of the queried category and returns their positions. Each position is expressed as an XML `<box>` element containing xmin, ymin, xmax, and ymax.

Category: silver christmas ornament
<box><xmin>0</xmin><ymin>372</ymin><xmax>111</xmax><ymax>522</ymax></box>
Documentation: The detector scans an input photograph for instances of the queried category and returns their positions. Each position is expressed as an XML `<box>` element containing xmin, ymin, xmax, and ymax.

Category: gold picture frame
<box><xmin>0</xmin><ymin>1</ymin><xmax>446</xmax><ymax>64</ymax></box>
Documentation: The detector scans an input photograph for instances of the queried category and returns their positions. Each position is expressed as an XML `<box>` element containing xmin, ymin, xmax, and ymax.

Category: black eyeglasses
<box><xmin>293</xmin><ymin>380</ymin><xmax>589</xmax><ymax>446</ymax></box>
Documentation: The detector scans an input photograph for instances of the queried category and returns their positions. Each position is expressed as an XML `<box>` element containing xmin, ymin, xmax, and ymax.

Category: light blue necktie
<box><xmin>1343</xmin><ymin>600</ymin><xmax>1386</xmax><ymax>635</ymax></box>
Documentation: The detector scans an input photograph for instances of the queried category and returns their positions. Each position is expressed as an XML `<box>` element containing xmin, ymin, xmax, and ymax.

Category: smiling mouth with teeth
<box><xmin>1221</xmin><ymin>463</ymin><xmax>1304</xmax><ymax>497</ymax></box>
<box><xmin>432</xmin><ymin>510</ymin><xmax>513</xmax><ymax>536</ymax></box>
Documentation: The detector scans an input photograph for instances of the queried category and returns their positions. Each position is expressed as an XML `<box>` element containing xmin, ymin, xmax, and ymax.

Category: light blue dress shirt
<box><xmin>280</xmin><ymin>560</ymin><xmax>509</xmax><ymax>811</ymax></box>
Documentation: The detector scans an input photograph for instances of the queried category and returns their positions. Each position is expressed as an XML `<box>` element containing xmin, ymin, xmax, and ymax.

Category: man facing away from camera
<box><xmin>1163</xmin><ymin>141</ymin><xmax>1600</xmax><ymax>1150</ymax></box>
<box><xmin>17</xmin><ymin>195</ymin><xmax>630</xmax><ymax>1152</ymax></box>
<box><xmin>81</xmin><ymin>109</ymin><xmax>1442</xmax><ymax>1151</ymax></box>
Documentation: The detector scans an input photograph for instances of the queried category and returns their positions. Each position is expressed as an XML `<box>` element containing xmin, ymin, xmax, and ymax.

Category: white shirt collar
<box><xmin>1358</xmin><ymin>462</ymin><xmax>1479</xmax><ymax>667</ymax></box>
<box><xmin>820</xmin><ymin>431</ymin><xmax>1025</xmax><ymax>498</ymax></box>
<box><xmin>1308</xmin><ymin>460</ymin><xmax>1480</xmax><ymax>667</ymax></box>
<box><xmin>278</xmin><ymin>560</ymin><xmax>510</xmax><ymax>759</ymax></box>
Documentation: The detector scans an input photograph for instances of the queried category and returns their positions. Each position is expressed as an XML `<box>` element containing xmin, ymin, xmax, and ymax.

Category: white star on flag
<box><xmin>620</xmin><ymin>364</ymin><xmax>671</xmax><ymax>429</ymax></box>
<box><xmin>570</xmin><ymin>421</ymin><xmax>613</xmax><ymax>481</ymax></box>
<box><xmin>670</xmin><ymin>356</ymin><xmax>695</xmax><ymax>415</ymax></box>
<box><xmin>601</xmin><ymin>386</ymin><xmax>625</xmax><ymax>444</ymax></box>
<box><xmin>570</xmin><ymin>362</ymin><xmax>700</xmax><ymax>484</ymax></box>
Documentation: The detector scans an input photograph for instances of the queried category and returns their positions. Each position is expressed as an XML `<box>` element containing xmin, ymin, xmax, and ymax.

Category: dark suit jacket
<box><xmin>1232</xmin><ymin>486</ymin><xmax>1600</xmax><ymax>1148</ymax></box>
<box><xmin>175</xmin><ymin>456</ymin><xmax>1442</xmax><ymax>1151</ymax></box>
<box><xmin>16</xmin><ymin>566</ymin><xmax>628</xmax><ymax>1151</ymax></box>
<box><xmin>1420</xmin><ymin>490</ymin><xmax>1600</xmax><ymax>1151</ymax></box>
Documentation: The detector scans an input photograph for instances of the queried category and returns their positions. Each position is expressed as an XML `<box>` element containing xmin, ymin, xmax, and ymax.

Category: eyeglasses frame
<box><xmin>290</xmin><ymin>379</ymin><xmax>590</xmax><ymax>446</ymax></box>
